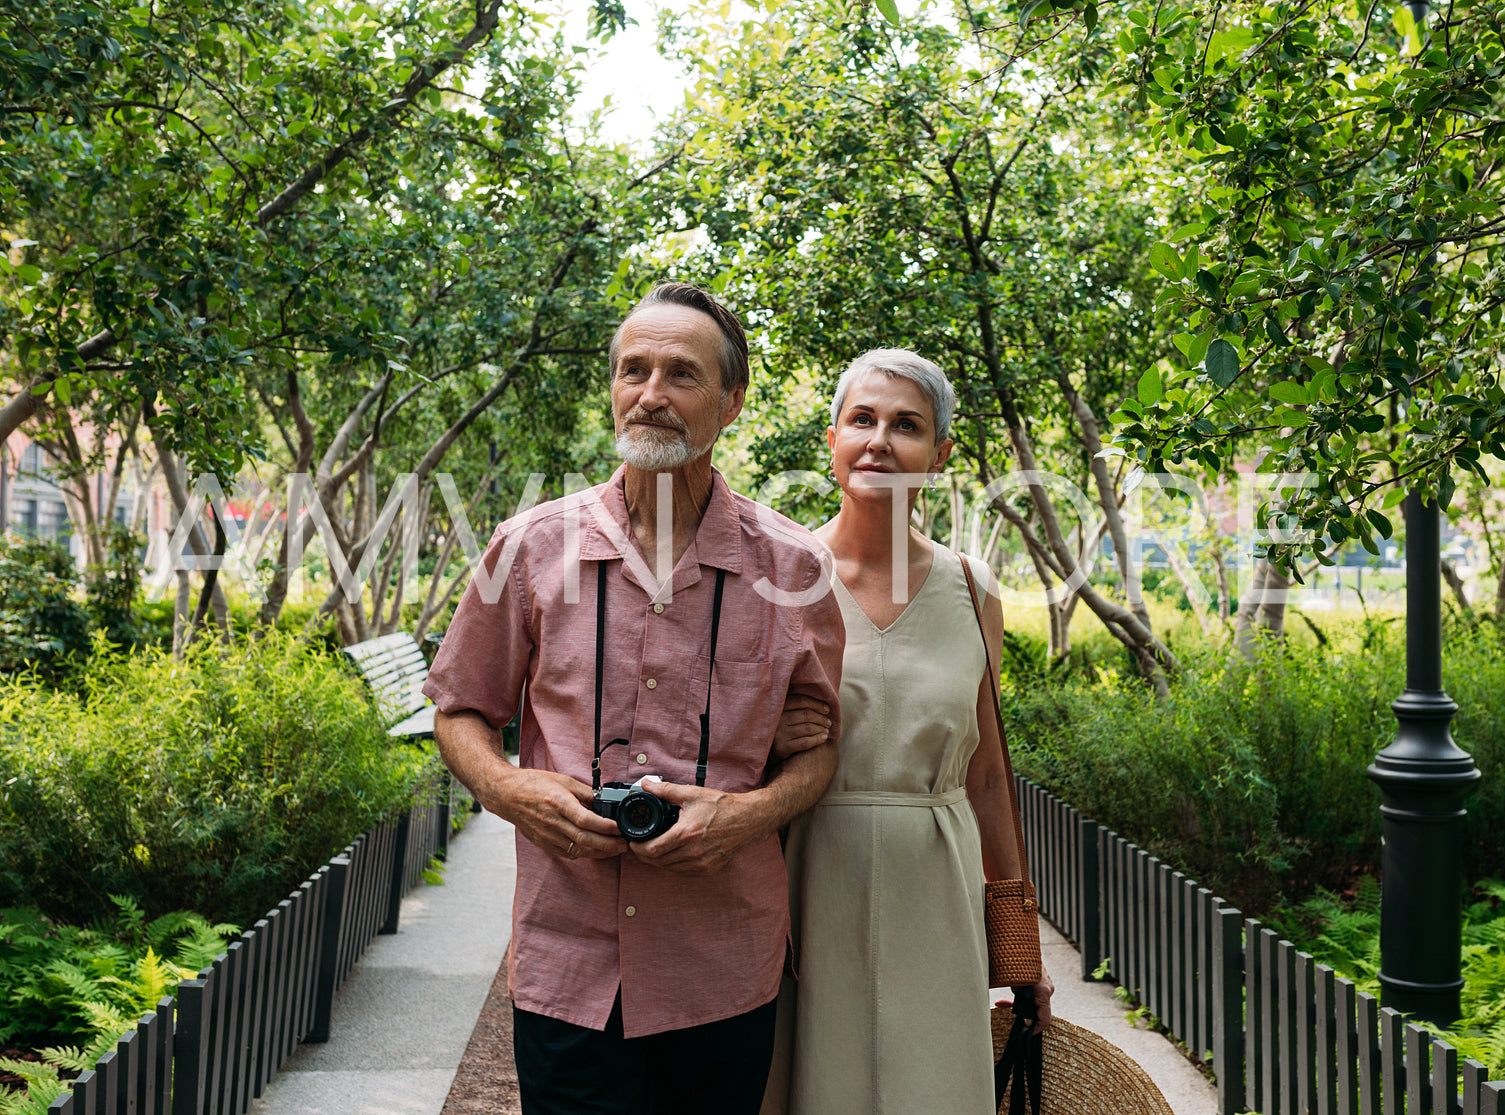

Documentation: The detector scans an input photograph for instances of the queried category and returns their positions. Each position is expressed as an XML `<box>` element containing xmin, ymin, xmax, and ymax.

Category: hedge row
<box><xmin>1003</xmin><ymin>615</ymin><xmax>1504</xmax><ymax>915</ymax></box>
<box><xmin>0</xmin><ymin>633</ymin><xmax>426</xmax><ymax>927</ymax></box>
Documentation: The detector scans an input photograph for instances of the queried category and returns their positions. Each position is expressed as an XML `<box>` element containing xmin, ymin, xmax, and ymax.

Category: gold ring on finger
<box><xmin>566</xmin><ymin>840</ymin><xmax>576</xmax><ymax>858</ymax></box>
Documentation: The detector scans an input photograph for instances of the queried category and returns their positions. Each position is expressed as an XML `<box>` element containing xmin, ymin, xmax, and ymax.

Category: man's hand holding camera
<box><xmin>626</xmin><ymin>779</ymin><xmax>767</xmax><ymax>875</ymax></box>
<box><xmin>492</xmin><ymin>766</ymin><xmax>629</xmax><ymax>862</ymax></box>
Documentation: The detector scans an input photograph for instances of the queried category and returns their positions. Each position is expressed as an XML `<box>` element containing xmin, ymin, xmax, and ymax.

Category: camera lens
<box><xmin>620</xmin><ymin>794</ymin><xmax>662</xmax><ymax>840</ymax></box>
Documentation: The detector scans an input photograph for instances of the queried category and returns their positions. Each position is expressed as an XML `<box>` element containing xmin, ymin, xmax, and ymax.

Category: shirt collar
<box><xmin>578</xmin><ymin>464</ymin><xmax>744</xmax><ymax>578</ymax></box>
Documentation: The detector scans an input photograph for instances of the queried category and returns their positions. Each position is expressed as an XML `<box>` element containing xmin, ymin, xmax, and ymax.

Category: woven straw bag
<box><xmin>959</xmin><ymin>555</ymin><xmax>1043</xmax><ymax>987</ymax></box>
<box><xmin>991</xmin><ymin>1002</ymin><xmax>1176</xmax><ymax>1115</ymax></box>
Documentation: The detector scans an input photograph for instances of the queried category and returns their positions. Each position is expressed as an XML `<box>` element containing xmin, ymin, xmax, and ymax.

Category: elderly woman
<box><xmin>761</xmin><ymin>349</ymin><xmax>1054</xmax><ymax>1114</ymax></box>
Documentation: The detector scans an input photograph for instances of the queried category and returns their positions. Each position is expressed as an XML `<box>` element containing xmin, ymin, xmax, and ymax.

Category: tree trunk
<box><xmin>1234</xmin><ymin>557</ymin><xmax>1290</xmax><ymax>660</ymax></box>
<box><xmin>1440</xmin><ymin>559</ymin><xmax>1472</xmax><ymax>618</ymax></box>
<box><xmin>130</xmin><ymin>454</ymin><xmax>157</xmax><ymax>536</ymax></box>
<box><xmin>1212</xmin><ymin>536</ymin><xmax>1232</xmax><ymax>623</ymax></box>
<box><xmin>1059</xmin><ymin>370</ymin><xmax>1150</xmax><ymax>632</ymax></box>
<box><xmin>997</xmin><ymin>398</ymin><xmax>1177</xmax><ymax>695</ymax></box>
<box><xmin>148</xmin><ymin>426</ymin><xmax>231</xmax><ymax>632</ymax></box>
<box><xmin>172</xmin><ymin>569</ymin><xmax>193</xmax><ymax>658</ymax></box>
<box><xmin>1163</xmin><ymin>537</ymin><xmax>1224</xmax><ymax>639</ymax></box>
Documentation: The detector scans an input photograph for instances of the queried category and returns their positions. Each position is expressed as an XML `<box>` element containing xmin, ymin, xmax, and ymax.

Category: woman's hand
<box><xmin>771</xmin><ymin>691</ymin><xmax>833</xmax><ymax>760</ymax></box>
<box><xmin>1004</xmin><ymin>967</ymin><xmax>1055</xmax><ymax>1034</ymax></box>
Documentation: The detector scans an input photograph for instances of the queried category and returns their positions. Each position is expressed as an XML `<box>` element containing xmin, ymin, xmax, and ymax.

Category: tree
<box><xmin>1033</xmin><ymin>0</ymin><xmax>1505</xmax><ymax>574</ymax></box>
<box><xmin>2</xmin><ymin>0</ymin><xmax>667</xmax><ymax>642</ymax></box>
<box><xmin>668</xmin><ymin>0</ymin><xmax>1190</xmax><ymax>687</ymax></box>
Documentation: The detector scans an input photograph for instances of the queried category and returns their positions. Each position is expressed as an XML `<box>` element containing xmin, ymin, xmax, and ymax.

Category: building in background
<box><xmin>0</xmin><ymin>432</ymin><xmax>167</xmax><ymax>567</ymax></box>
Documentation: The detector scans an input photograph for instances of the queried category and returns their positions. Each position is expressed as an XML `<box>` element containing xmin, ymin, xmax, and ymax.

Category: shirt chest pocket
<box><xmin>685</xmin><ymin>654</ymin><xmax>780</xmax><ymax>790</ymax></box>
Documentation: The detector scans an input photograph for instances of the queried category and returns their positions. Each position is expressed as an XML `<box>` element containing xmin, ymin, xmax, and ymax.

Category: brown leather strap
<box><xmin>957</xmin><ymin>551</ymin><xmax>1033</xmax><ymax>892</ymax></box>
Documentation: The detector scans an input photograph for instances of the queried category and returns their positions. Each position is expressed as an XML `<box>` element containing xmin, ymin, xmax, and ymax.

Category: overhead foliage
<box><xmin>990</xmin><ymin>0</ymin><xmax>1505</xmax><ymax>571</ymax></box>
<box><xmin>667</xmin><ymin>0</ymin><xmax>1197</xmax><ymax>684</ymax></box>
<box><xmin>1</xmin><ymin>0</ymin><xmax>663</xmax><ymax>638</ymax></box>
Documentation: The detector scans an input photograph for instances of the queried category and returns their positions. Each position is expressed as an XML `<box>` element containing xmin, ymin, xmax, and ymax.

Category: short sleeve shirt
<box><xmin>423</xmin><ymin>465</ymin><xmax>845</xmax><ymax>1037</ymax></box>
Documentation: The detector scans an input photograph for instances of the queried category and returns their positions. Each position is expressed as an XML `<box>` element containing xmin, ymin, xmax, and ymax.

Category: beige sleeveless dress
<box><xmin>761</xmin><ymin>546</ymin><xmax>994</xmax><ymax>1115</ymax></box>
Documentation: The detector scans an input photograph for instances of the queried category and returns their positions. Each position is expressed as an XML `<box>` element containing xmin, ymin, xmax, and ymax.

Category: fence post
<box><xmin>381</xmin><ymin>810</ymin><xmax>412</xmax><ymax>935</ymax></box>
<box><xmin>307</xmin><ymin>855</ymin><xmax>350</xmax><ymax>1043</ymax></box>
<box><xmin>437</xmin><ymin>772</ymin><xmax>453</xmax><ymax>862</ymax></box>
<box><xmin>1213</xmin><ymin>905</ymin><xmax>1245</xmax><ymax>1115</ymax></box>
<box><xmin>115</xmin><ymin>1029</ymin><xmax>139</xmax><ymax>1115</ymax></box>
<box><xmin>1482</xmin><ymin>1080</ymin><xmax>1505</xmax><ymax>1115</ymax></box>
<box><xmin>1078</xmin><ymin>818</ymin><xmax>1102</xmax><ymax>979</ymax></box>
<box><xmin>170</xmin><ymin>977</ymin><xmax>211</xmax><ymax>1115</ymax></box>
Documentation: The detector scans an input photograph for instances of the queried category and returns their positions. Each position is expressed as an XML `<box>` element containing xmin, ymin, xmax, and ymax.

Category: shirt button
<box><xmin>625</xmin><ymin>906</ymin><xmax>637</xmax><ymax>917</ymax></box>
<box><xmin>636</xmin><ymin>753</ymin><xmax>647</xmax><ymax>765</ymax></box>
<box><xmin>645</xmin><ymin>678</ymin><xmax>657</xmax><ymax>690</ymax></box>
<box><xmin>653</xmin><ymin>603</ymin><xmax>664</xmax><ymax>614</ymax></box>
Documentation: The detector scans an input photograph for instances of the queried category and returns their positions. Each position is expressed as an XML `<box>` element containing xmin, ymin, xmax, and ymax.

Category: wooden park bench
<box><xmin>344</xmin><ymin>633</ymin><xmax>436</xmax><ymax>742</ymax></box>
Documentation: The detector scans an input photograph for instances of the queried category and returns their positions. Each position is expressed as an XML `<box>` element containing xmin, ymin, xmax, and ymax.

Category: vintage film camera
<box><xmin>591</xmin><ymin>774</ymin><xmax>679</xmax><ymax>842</ymax></box>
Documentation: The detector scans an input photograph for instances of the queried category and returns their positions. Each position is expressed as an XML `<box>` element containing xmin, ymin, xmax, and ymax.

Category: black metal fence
<box><xmin>42</xmin><ymin>765</ymin><xmax>474</xmax><ymax>1115</ymax></box>
<box><xmin>1015</xmin><ymin>777</ymin><xmax>1505</xmax><ymax>1115</ymax></box>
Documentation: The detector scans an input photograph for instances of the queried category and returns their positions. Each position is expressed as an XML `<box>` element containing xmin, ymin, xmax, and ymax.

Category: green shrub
<box><xmin>0</xmin><ymin>633</ymin><xmax>426</xmax><ymax>925</ymax></box>
<box><xmin>1444</xmin><ymin>618</ymin><xmax>1505</xmax><ymax>880</ymax></box>
<box><xmin>131</xmin><ymin>590</ymin><xmax>339</xmax><ymax>651</ymax></box>
<box><xmin>0</xmin><ymin>537</ymin><xmax>90</xmax><ymax>684</ymax></box>
<box><xmin>83</xmin><ymin>526</ymin><xmax>145</xmax><ymax>653</ymax></box>
<box><xmin>1004</xmin><ymin>617</ymin><xmax>1504</xmax><ymax>914</ymax></box>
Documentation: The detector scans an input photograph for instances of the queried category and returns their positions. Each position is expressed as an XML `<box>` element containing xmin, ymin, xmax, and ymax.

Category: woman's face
<box><xmin>828</xmin><ymin>372</ymin><xmax>953</xmax><ymax>501</ymax></box>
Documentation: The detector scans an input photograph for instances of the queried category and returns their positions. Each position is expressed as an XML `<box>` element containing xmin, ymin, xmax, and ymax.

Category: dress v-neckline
<box><xmin>833</xmin><ymin>547</ymin><xmax>943</xmax><ymax>635</ymax></box>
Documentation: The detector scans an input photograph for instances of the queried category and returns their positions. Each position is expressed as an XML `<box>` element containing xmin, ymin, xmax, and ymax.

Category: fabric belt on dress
<box><xmin>817</xmin><ymin>787</ymin><xmax>969</xmax><ymax>807</ymax></box>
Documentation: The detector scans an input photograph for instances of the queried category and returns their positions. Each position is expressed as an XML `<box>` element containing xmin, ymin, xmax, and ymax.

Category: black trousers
<box><xmin>512</xmin><ymin>992</ymin><xmax>777</xmax><ymax>1115</ymax></box>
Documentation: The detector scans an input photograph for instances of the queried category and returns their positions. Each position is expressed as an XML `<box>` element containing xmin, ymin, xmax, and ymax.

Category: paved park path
<box><xmin>251</xmin><ymin>809</ymin><xmax>1216</xmax><ymax>1114</ymax></box>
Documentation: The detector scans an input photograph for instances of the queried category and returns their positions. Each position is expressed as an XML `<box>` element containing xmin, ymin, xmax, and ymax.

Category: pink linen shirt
<box><xmin>423</xmin><ymin>465</ymin><xmax>844</xmax><ymax>1038</ymax></box>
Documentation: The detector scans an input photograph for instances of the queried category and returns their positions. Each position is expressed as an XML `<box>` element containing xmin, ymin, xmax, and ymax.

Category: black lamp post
<box><xmin>1365</xmin><ymin>491</ymin><xmax>1481</xmax><ymax>1027</ymax></box>
<box><xmin>1362</xmin><ymin>0</ymin><xmax>1481</xmax><ymax>1029</ymax></box>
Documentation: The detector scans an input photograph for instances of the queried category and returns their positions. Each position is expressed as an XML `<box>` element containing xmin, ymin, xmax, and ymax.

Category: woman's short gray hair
<box><xmin>830</xmin><ymin>349</ymin><xmax>956</xmax><ymax>443</ymax></box>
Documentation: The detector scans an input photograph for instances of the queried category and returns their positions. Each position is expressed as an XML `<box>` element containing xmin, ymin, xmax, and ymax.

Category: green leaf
<box><xmin>1438</xmin><ymin>471</ymin><xmax>1456</xmax><ymax>511</ymax></box>
<box><xmin>1083</xmin><ymin>3</ymin><xmax>1098</xmax><ymax>32</ymax></box>
<box><xmin>1270</xmin><ymin>381</ymin><xmax>1308</xmax><ymax>406</ymax></box>
<box><xmin>1271</xmin><ymin>405</ymin><xmax>1312</xmax><ymax>426</ymax></box>
<box><xmin>1138</xmin><ymin>365</ymin><xmax>1164</xmax><ymax>406</ymax></box>
<box><xmin>1205</xmin><ymin>339</ymin><xmax>1240</xmax><ymax>388</ymax></box>
<box><xmin>1167</xmin><ymin>223</ymin><xmax>1206</xmax><ymax>242</ymax></box>
<box><xmin>874</xmin><ymin>0</ymin><xmax>901</xmax><ymax>24</ymax></box>
<box><xmin>1366</xmin><ymin>510</ymin><xmax>1393</xmax><ymax>539</ymax></box>
<box><xmin>1149</xmin><ymin>242</ymin><xmax>1184</xmax><ymax>280</ymax></box>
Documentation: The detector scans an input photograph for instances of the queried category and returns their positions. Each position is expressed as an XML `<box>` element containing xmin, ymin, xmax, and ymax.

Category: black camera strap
<box><xmin>698</xmin><ymin>570</ymin><xmax>725</xmax><ymax>788</ymax></box>
<box><xmin>593</xmin><ymin>560</ymin><xmax>725</xmax><ymax>791</ymax></box>
<box><xmin>593</xmin><ymin>560</ymin><xmax>609</xmax><ymax>792</ymax></box>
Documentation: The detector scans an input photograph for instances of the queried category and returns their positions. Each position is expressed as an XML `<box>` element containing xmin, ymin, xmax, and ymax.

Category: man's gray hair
<box><xmin>830</xmin><ymin>349</ymin><xmax>956</xmax><ymax>443</ymax></box>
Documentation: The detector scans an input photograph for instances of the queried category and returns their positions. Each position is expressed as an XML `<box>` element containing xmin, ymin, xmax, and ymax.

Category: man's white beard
<box><xmin>616</xmin><ymin>419</ymin><xmax>717</xmax><ymax>470</ymax></box>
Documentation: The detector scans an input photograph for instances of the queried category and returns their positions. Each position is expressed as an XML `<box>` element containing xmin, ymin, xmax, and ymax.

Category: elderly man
<box><xmin>424</xmin><ymin>282</ymin><xmax>844</xmax><ymax>1114</ymax></box>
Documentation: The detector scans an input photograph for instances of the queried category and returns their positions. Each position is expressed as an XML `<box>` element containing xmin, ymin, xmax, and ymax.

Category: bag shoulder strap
<box><xmin>956</xmin><ymin>551</ymin><xmax>1033</xmax><ymax>892</ymax></box>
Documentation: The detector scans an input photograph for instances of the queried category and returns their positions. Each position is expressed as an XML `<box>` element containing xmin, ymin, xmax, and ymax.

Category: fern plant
<box><xmin>1273</xmin><ymin>878</ymin><xmax>1505</xmax><ymax>1078</ymax></box>
<box><xmin>0</xmin><ymin>896</ymin><xmax>237</xmax><ymax>1113</ymax></box>
<box><xmin>0</xmin><ymin>1057</ymin><xmax>67</xmax><ymax>1115</ymax></box>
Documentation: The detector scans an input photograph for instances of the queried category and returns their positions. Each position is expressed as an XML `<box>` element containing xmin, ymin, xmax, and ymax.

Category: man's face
<box><xmin>611</xmin><ymin>304</ymin><xmax>745</xmax><ymax>471</ymax></box>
